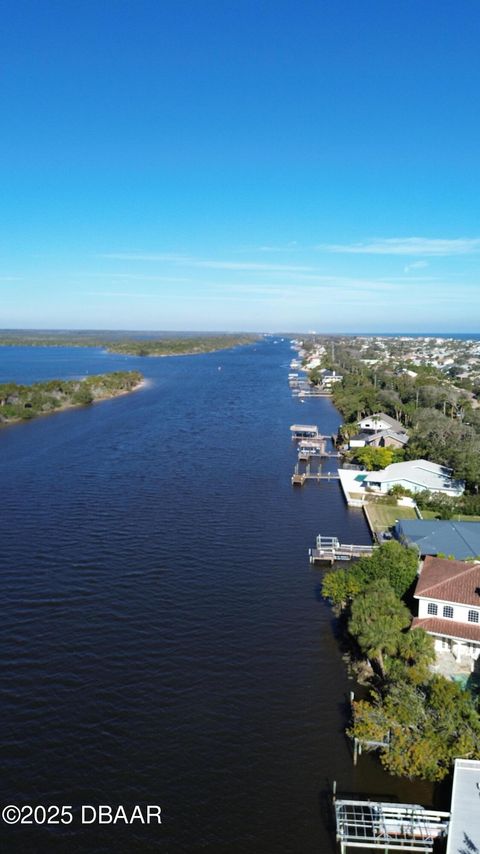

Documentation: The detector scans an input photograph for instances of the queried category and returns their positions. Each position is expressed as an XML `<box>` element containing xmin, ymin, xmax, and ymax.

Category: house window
<box><xmin>427</xmin><ymin>603</ymin><xmax>438</xmax><ymax>616</ymax></box>
<box><xmin>468</xmin><ymin>610</ymin><xmax>479</xmax><ymax>623</ymax></box>
<box><xmin>443</xmin><ymin>605</ymin><xmax>454</xmax><ymax>619</ymax></box>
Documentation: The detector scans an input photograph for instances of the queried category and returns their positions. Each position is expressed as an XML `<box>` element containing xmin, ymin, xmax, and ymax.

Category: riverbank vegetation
<box><xmin>0</xmin><ymin>371</ymin><xmax>143</xmax><ymax>424</ymax></box>
<box><xmin>321</xmin><ymin>542</ymin><xmax>480</xmax><ymax>780</ymax></box>
<box><xmin>0</xmin><ymin>331</ymin><xmax>259</xmax><ymax>356</ymax></box>
<box><xmin>346</xmin><ymin>445</ymin><xmax>405</xmax><ymax>470</ymax></box>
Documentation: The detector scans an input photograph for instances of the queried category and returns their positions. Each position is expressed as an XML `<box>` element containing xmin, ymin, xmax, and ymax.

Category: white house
<box><xmin>358</xmin><ymin>412</ymin><xmax>404</xmax><ymax>433</ymax></box>
<box><xmin>319</xmin><ymin>369</ymin><xmax>343</xmax><ymax>388</ymax></box>
<box><xmin>305</xmin><ymin>357</ymin><xmax>322</xmax><ymax>370</ymax></box>
<box><xmin>362</xmin><ymin>459</ymin><xmax>465</xmax><ymax>497</ymax></box>
<box><xmin>412</xmin><ymin>555</ymin><xmax>480</xmax><ymax>669</ymax></box>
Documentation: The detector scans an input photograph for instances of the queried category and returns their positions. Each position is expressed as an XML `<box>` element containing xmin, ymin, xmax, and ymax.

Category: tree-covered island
<box><xmin>0</xmin><ymin>371</ymin><xmax>143</xmax><ymax>425</ymax></box>
<box><xmin>0</xmin><ymin>331</ymin><xmax>259</xmax><ymax>356</ymax></box>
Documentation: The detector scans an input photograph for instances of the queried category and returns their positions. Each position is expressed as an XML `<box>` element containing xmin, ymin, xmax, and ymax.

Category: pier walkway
<box><xmin>309</xmin><ymin>535</ymin><xmax>375</xmax><ymax>564</ymax></box>
<box><xmin>291</xmin><ymin>463</ymin><xmax>340</xmax><ymax>486</ymax></box>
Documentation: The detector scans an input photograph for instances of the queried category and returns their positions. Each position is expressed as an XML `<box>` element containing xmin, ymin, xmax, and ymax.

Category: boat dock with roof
<box><xmin>334</xmin><ymin>798</ymin><xmax>449</xmax><ymax>853</ymax></box>
<box><xmin>290</xmin><ymin>423</ymin><xmax>321</xmax><ymax>439</ymax></box>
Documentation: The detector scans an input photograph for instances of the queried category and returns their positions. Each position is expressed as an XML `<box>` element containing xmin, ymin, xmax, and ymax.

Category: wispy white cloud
<box><xmin>80</xmin><ymin>277</ymin><xmax>401</xmax><ymax>303</ymax></box>
<box><xmin>98</xmin><ymin>252</ymin><xmax>312</xmax><ymax>273</ymax></box>
<box><xmin>71</xmin><ymin>272</ymin><xmax>192</xmax><ymax>283</ymax></box>
<box><xmin>404</xmin><ymin>260</ymin><xmax>429</xmax><ymax>273</ymax></box>
<box><xmin>257</xmin><ymin>241</ymin><xmax>299</xmax><ymax>252</ymax></box>
<box><xmin>284</xmin><ymin>274</ymin><xmax>399</xmax><ymax>289</ymax></box>
<box><xmin>193</xmin><ymin>260</ymin><xmax>312</xmax><ymax>272</ymax></box>
<box><xmin>318</xmin><ymin>237</ymin><xmax>480</xmax><ymax>256</ymax></box>
<box><xmin>100</xmin><ymin>253</ymin><xmax>188</xmax><ymax>263</ymax></box>
<box><xmin>80</xmin><ymin>291</ymin><xmax>168</xmax><ymax>299</ymax></box>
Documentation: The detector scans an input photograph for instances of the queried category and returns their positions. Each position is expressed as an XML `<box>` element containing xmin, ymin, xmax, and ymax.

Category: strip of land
<box><xmin>0</xmin><ymin>331</ymin><xmax>259</xmax><ymax>356</ymax></box>
<box><xmin>0</xmin><ymin>371</ymin><xmax>143</xmax><ymax>425</ymax></box>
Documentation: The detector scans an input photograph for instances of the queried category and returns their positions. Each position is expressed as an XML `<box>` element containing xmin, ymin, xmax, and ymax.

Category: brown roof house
<box><xmin>412</xmin><ymin>556</ymin><xmax>480</xmax><ymax>673</ymax></box>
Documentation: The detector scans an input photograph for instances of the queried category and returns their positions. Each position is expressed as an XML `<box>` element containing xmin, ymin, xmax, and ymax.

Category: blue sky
<box><xmin>1</xmin><ymin>0</ymin><xmax>480</xmax><ymax>332</ymax></box>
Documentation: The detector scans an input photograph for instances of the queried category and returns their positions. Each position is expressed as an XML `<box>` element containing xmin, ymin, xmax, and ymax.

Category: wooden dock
<box><xmin>309</xmin><ymin>535</ymin><xmax>375</xmax><ymax>564</ymax></box>
<box><xmin>298</xmin><ymin>450</ymin><xmax>341</xmax><ymax>460</ymax></box>
<box><xmin>291</xmin><ymin>463</ymin><xmax>340</xmax><ymax>485</ymax></box>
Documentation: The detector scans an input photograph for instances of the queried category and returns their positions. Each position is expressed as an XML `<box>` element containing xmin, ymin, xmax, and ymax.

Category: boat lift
<box><xmin>334</xmin><ymin>798</ymin><xmax>449</xmax><ymax>853</ymax></box>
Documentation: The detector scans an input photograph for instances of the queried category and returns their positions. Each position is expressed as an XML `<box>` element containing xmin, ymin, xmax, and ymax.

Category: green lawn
<box><xmin>365</xmin><ymin>503</ymin><xmax>417</xmax><ymax>532</ymax></box>
<box><xmin>365</xmin><ymin>502</ymin><xmax>480</xmax><ymax>533</ymax></box>
<box><xmin>420</xmin><ymin>510</ymin><xmax>480</xmax><ymax>522</ymax></box>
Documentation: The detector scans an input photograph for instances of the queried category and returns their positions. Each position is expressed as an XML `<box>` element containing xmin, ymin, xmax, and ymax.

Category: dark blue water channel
<box><xmin>0</xmin><ymin>339</ymin><xmax>433</xmax><ymax>853</ymax></box>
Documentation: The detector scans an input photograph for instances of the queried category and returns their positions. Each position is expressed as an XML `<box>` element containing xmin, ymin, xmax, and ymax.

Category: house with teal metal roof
<box><xmin>395</xmin><ymin>518</ymin><xmax>480</xmax><ymax>560</ymax></box>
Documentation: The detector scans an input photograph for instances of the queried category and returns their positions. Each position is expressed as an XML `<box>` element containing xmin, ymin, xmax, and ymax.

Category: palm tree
<box><xmin>349</xmin><ymin>579</ymin><xmax>411</xmax><ymax>677</ymax></box>
<box><xmin>399</xmin><ymin>627</ymin><xmax>435</xmax><ymax>667</ymax></box>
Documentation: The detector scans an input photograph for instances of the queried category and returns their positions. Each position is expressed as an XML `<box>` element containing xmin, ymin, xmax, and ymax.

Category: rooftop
<box><xmin>412</xmin><ymin>616</ymin><xmax>480</xmax><ymax>643</ymax></box>
<box><xmin>396</xmin><ymin>518</ymin><xmax>480</xmax><ymax>560</ymax></box>
<box><xmin>414</xmin><ymin>555</ymin><xmax>480</xmax><ymax>606</ymax></box>
<box><xmin>369</xmin><ymin>429</ymin><xmax>409</xmax><ymax>444</ymax></box>
<box><xmin>365</xmin><ymin>459</ymin><xmax>464</xmax><ymax>492</ymax></box>
<box><xmin>360</xmin><ymin>412</ymin><xmax>405</xmax><ymax>432</ymax></box>
<box><xmin>289</xmin><ymin>424</ymin><xmax>318</xmax><ymax>432</ymax></box>
<box><xmin>446</xmin><ymin>759</ymin><xmax>480</xmax><ymax>854</ymax></box>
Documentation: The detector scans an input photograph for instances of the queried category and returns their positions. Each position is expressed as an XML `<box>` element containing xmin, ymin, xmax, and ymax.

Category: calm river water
<box><xmin>0</xmin><ymin>339</ymin><xmax>434</xmax><ymax>853</ymax></box>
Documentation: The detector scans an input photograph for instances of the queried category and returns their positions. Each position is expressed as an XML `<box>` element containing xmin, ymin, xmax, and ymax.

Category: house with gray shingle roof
<box><xmin>412</xmin><ymin>556</ymin><xmax>480</xmax><ymax>670</ymax></box>
<box><xmin>349</xmin><ymin>429</ymin><xmax>409</xmax><ymax>450</ymax></box>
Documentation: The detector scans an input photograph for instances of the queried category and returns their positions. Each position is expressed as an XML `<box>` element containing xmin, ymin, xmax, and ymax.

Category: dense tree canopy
<box><xmin>349</xmin><ymin>579</ymin><xmax>411</xmax><ymax>676</ymax></box>
<box><xmin>350</xmin><ymin>678</ymin><xmax>480</xmax><ymax>781</ymax></box>
<box><xmin>0</xmin><ymin>371</ymin><xmax>143</xmax><ymax>424</ymax></box>
<box><xmin>321</xmin><ymin>541</ymin><xmax>419</xmax><ymax>608</ymax></box>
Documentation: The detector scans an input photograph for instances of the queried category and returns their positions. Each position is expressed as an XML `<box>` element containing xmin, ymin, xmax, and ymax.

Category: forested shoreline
<box><xmin>0</xmin><ymin>371</ymin><xmax>143</xmax><ymax>424</ymax></box>
<box><xmin>0</xmin><ymin>332</ymin><xmax>259</xmax><ymax>357</ymax></box>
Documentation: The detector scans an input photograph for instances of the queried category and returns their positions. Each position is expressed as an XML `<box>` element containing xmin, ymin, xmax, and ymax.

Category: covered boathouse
<box><xmin>289</xmin><ymin>424</ymin><xmax>319</xmax><ymax>439</ymax></box>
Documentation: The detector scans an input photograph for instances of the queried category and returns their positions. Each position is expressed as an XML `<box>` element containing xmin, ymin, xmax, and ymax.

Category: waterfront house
<box><xmin>304</xmin><ymin>356</ymin><xmax>322</xmax><ymax>370</ymax></box>
<box><xmin>349</xmin><ymin>428</ymin><xmax>409</xmax><ymax>450</ymax></box>
<box><xmin>362</xmin><ymin>459</ymin><xmax>465</xmax><ymax>497</ymax></box>
<box><xmin>358</xmin><ymin>412</ymin><xmax>405</xmax><ymax>434</ymax></box>
<box><xmin>395</xmin><ymin>518</ymin><xmax>480</xmax><ymax>560</ymax></box>
<box><xmin>412</xmin><ymin>556</ymin><xmax>480</xmax><ymax>669</ymax></box>
<box><xmin>318</xmin><ymin>369</ymin><xmax>343</xmax><ymax>387</ymax></box>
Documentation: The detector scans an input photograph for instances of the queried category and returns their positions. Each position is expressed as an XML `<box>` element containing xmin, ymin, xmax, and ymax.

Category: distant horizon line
<box><xmin>0</xmin><ymin>327</ymin><xmax>479</xmax><ymax>337</ymax></box>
